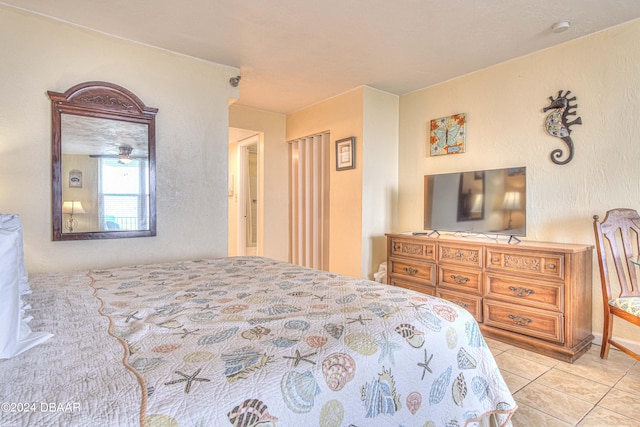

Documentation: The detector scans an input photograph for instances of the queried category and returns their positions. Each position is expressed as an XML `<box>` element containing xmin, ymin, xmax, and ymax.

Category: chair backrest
<box><xmin>593</xmin><ymin>208</ymin><xmax>640</xmax><ymax>300</ymax></box>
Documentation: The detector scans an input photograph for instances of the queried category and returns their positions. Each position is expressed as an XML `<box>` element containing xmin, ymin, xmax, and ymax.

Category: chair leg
<box><xmin>600</xmin><ymin>311</ymin><xmax>613</xmax><ymax>359</ymax></box>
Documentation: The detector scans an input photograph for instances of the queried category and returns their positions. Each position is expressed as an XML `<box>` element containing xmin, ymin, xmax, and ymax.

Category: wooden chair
<box><xmin>593</xmin><ymin>208</ymin><xmax>640</xmax><ymax>361</ymax></box>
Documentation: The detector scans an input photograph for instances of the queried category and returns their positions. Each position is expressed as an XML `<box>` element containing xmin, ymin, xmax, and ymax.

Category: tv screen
<box><xmin>424</xmin><ymin>167</ymin><xmax>526</xmax><ymax>237</ymax></box>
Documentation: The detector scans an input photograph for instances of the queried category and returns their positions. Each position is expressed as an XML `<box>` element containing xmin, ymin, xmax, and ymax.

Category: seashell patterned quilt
<box><xmin>0</xmin><ymin>256</ymin><xmax>516</xmax><ymax>426</ymax></box>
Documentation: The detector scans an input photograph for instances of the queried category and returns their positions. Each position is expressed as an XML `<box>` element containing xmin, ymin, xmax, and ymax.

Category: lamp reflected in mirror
<box><xmin>470</xmin><ymin>194</ymin><xmax>483</xmax><ymax>214</ymax></box>
<box><xmin>502</xmin><ymin>191</ymin><xmax>522</xmax><ymax>229</ymax></box>
<box><xmin>62</xmin><ymin>200</ymin><xmax>86</xmax><ymax>232</ymax></box>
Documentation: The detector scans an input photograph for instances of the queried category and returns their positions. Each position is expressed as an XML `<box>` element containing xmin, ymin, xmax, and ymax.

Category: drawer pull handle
<box><xmin>548</xmin><ymin>263</ymin><xmax>556</xmax><ymax>270</ymax></box>
<box><xmin>426</xmin><ymin>249</ymin><xmax>433</xmax><ymax>254</ymax></box>
<box><xmin>403</xmin><ymin>267</ymin><xmax>418</xmax><ymax>276</ymax></box>
<box><xmin>508</xmin><ymin>286</ymin><xmax>535</xmax><ymax>297</ymax></box>
<box><xmin>451</xmin><ymin>274</ymin><xmax>470</xmax><ymax>285</ymax></box>
<box><xmin>492</xmin><ymin>256</ymin><xmax>500</xmax><ymax>263</ymax></box>
<box><xmin>508</xmin><ymin>314</ymin><xmax>532</xmax><ymax>326</ymax></box>
<box><xmin>453</xmin><ymin>301</ymin><xmax>468</xmax><ymax>308</ymax></box>
<box><xmin>455</xmin><ymin>251</ymin><xmax>463</xmax><ymax>258</ymax></box>
<box><xmin>393</xmin><ymin>244</ymin><xmax>402</xmax><ymax>251</ymax></box>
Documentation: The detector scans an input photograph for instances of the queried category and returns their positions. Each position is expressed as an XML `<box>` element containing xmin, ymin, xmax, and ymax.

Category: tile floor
<box><xmin>485</xmin><ymin>338</ymin><xmax>640</xmax><ymax>426</ymax></box>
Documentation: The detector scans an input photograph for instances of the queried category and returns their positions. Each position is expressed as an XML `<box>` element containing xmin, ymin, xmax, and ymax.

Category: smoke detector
<box><xmin>552</xmin><ymin>21</ymin><xmax>571</xmax><ymax>34</ymax></box>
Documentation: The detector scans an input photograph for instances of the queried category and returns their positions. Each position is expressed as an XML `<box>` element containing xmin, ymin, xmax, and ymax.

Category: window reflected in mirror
<box><xmin>100</xmin><ymin>158</ymin><xmax>149</xmax><ymax>231</ymax></box>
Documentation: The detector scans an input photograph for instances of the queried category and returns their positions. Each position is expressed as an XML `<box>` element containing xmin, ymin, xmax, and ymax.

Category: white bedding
<box><xmin>0</xmin><ymin>214</ymin><xmax>53</xmax><ymax>360</ymax></box>
<box><xmin>0</xmin><ymin>271</ymin><xmax>140</xmax><ymax>426</ymax></box>
<box><xmin>0</xmin><ymin>257</ymin><xmax>516</xmax><ymax>426</ymax></box>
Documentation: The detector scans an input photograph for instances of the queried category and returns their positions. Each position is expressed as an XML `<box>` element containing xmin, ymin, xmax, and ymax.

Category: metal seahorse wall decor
<box><xmin>543</xmin><ymin>90</ymin><xmax>582</xmax><ymax>165</ymax></box>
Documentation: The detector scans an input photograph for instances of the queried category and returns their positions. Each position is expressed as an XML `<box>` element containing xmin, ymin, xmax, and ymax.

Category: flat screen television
<box><xmin>423</xmin><ymin>166</ymin><xmax>526</xmax><ymax>237</ymax></box>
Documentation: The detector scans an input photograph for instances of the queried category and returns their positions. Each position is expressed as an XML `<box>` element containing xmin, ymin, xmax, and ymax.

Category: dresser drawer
<box><xmin>438</xmin><ymin>243</ymin><xmax>483</xmax><ymax>268</ymax></box>
<box><xmin>486</xmin><ymin>248</ymin><xmax>565</xmax><ymax>281</ymax></box>
<box><xmin>391</xmin><ymin>278</ymin><xmax>436</xmax><ymax>296</ymax></box>
<box><xmin>483</xmin><ymin>300</ymin><xmax>564</xmax><ymax>343</ymax></box>
<box><xmin>485</xmin><ymin>274</ymin><xmax>563</xmax><ymax>312</ymax></box>
<box><xmin>438</xmin><ymin>265</ymin><xmax>483</xmax><ymax>294</ymax></box>
<box><xmin>389</xmin><ymin>237</ymin><xmax>436</xmax><ymax>262</ymax></box>
<box><xmin>437</xmin><ymin>288</ymin><xmax>482</xmax><ymax>322</ymax></box>
<box><xmin>389</xmin><ymin>258</ymin><xmax>435</xmax><ymax>284</ymax></box>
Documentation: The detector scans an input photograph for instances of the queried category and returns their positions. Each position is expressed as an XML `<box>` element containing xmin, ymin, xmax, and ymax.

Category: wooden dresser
<box><xmin>386</xmin><ymin>233</ymin><xmax>594</xmax><ymax>362</ymax></box>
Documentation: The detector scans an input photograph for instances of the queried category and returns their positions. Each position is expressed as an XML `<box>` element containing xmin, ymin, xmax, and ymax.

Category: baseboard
<box><xmin>591</xmin><ymin>332</ymin><xmax>640</xmax><ymax>355</ymax></box>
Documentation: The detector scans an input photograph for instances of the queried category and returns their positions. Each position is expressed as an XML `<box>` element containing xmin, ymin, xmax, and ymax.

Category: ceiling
<box><xmin>4</xmin><ymin>0</ymin><xmax>640</xmax><ymax>114</ymax></box>
<box><xmin>63</xmin><ymin>115</ymin><xmax>149</xmax><ymax>157</ymax></box>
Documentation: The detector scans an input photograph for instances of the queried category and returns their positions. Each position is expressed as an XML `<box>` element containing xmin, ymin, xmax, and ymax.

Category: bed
<box><xmin>1</xmin><ymin>256</ymin><xmax>516</xmax><ymax>426</ymax></box>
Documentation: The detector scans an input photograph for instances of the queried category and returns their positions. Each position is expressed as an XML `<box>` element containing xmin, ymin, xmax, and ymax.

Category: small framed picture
<box><xmin>336</xmin><ymin>137</ymin><xmax>355</xmax><ymax>171</ymax></box>
<box><xmin>429</xmin><ymin>113</ymin><xmax>466</xmax><ymax>156</ymax></box>
<box><xmin>69</xmin><ymin>169</ymin><xmax>83</xmax><ymax>188</ymax></box>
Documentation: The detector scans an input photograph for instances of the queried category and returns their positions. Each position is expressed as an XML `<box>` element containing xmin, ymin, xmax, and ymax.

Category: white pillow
<box><xmin>0</xmin><ymin>216</ymin><xmax>53</xmax><ymax>359</ymax></box>
<box><xmin>0</xmin><ymin>214</ymin><xmax>30</xmax><ymax>295</ymax></box>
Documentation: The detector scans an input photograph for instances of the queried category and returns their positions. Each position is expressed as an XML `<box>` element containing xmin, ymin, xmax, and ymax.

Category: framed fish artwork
<box><xmin>69</xmin><ymin>169</ymin><xmax>83</xmax><ymax>188</ymax></box>
<box><xmin>429</xmin><ymin>113</ymin><xmax>466</xmax><ymax>156</ymax></box>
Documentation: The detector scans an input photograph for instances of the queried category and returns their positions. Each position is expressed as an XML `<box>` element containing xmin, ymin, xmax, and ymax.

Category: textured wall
<box><xmin>0</xmin><ymin>6</ymin><xmax>239</xmax><ymax>272</ymax></box>
<box><xmin>398</xmin><ymin>19</ymin><xmax>640</xmax><ymax>349</ymax></box>
<box><xmin>362</xmin><ymin>88</ymin><xmax>399</xmax><ymax>279</ymax></box>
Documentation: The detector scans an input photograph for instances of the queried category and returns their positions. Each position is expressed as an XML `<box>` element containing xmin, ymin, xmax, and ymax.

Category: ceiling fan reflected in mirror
<box><xmin>89</xmin><ymin>145</ymin><xmax>141</xmax><ymax>164</ymax></box>
<box><xmin>118</xmin><ymin>146</ymin><xmax>132</xmax><ymax>164</ymax></box>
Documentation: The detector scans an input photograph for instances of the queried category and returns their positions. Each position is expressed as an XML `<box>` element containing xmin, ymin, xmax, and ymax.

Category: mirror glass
<box><xmin>49</xmin><ymin>82</ymin><xmax>157</xmax><ymax>240</ymax></box>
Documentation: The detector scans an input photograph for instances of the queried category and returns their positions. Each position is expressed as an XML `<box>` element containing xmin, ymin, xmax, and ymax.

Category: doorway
<box><xmin>239</xmin><ymin>137</ymin><xmax>258</xmax><ymax>255</ymax></box>
<box><xmin>228</xmin><ymin>128</ymin><xmax>260</xmax><ymax>256</ymax></box>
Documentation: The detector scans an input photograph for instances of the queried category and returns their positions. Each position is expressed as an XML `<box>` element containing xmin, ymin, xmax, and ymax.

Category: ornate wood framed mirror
<box><xmin>48</xmin><ymin>81</ymin><xmax>158</xmax><ymax>240</ymax></box>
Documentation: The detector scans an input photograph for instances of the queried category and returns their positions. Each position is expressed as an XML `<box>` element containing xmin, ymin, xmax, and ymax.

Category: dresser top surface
<box><xmin>386</xmin><ymin>233</ymin><xmax>593</xmax><ymax>253</ymax></box>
